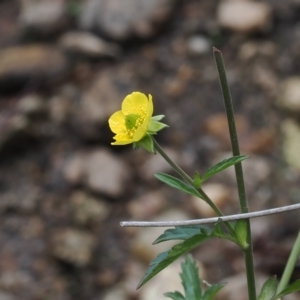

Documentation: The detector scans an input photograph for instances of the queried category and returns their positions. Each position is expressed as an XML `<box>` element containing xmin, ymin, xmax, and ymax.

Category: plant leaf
<box><xmin>164</xmin><ymin>291</ymin><xmax>186</xmax><ymax>300</ymax></box>
<box><xmin>258</xmin><ymin>276</ymin><xmax>278</xmax><ymax>300</ymax></box>
<box><xmin>164</xmin><ymin>292</ymin><xmax>185</xmax><ymax>300</ymax></box>
<box><xmin>153</xmin><ymin>226</ymin><xmax>213</xmax><ymax>244</ymax></box>
<box><xmin>193</xmin><ymin>171</ymin><xmax>202</xmax><ymax>189</ymax></box>
<box><xmin>137</xmin><ymin>235</ymin><xmax>208</xmax><ymax>289</ymax></box>
<box><xmin>274</xmin><ymin>279</ymin><xmax>300</xmax><ymax>299</ymax></box>
<box><xmin>155</xmin><ymin>173</ymin><xmax>204</xmax><ymax>199</ymax></box>
<box><xmin>202</xmin><ymin>155</ymin><xmax>248</xmax><ymax>183</ymax></box>
<box><xmin>235</xmin><ymin>219</ymin><xmax>249</xmax><ymax>249</ymax></box>
<box><xmin>180</xmin><ymin>255</ymin><xmax>202</xmax><ymax>300</ymax></box>
<box><xmin>203</xmin><ymin>283</ymin><xmax>226</xmax><ymax>300</ymax></box>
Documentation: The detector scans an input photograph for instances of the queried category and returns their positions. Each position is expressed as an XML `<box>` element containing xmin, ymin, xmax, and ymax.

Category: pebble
<box><xmin>59</xmin><ymin>31</ymin><xmax>121</xmax><ymax>59</ymax></box>
<box><xmin>281</xmin><ymin>119</ymin><xmax>300</xmax><ymax>171</ymax></box>
<box><xmin>0</xmin><ymin>45</ymin><xmax>68</xmax><ymax>93</ymax></box>
<box><xmin>50</xmin><ymin>228</ymin><xmax>96</xmax><ymax>266</ymax></box>
<box><xmin>80</xmin><ymin>0</ymin><xmax>176</xmax><ymax>40</ymax></box>
<box><xmin>217</xmin><ymin>1</ymin><xmax>272</xmax><ymax>34</ymax></box>
<box><xmin>126</xmin><ymin>190</ymin><xmax>167</xmax><ymax>219</ymax></box>
<box><xmin>277</xmin><ymin>77</ymin><xmax>300</xmax><ymax>114</ymax></box>
<box><xmin>102</xmin><ymin>285</ymin><xmax>128</xmax><ymax>300</ymax></box>
<box><xmin>191</xmin><ymin>183</ymin><xmax>231</xmax><ymax>217</ymax></box>
<box><xmin>130</xmin><ymin>209</ymin><xmax>191</xmax><ymax>262</ymax></box>
<box><xmin>17</xmin><ymin>94</ymin><xmax>46</xmax><ymax>117</ymax></box>
<box><xmin>70</xmin><ymin>191</ymin><xmax>111</xmax><ymax>226</ymax></box>
<box><xmin>19</xmin><ymin>0</ymin><xmax>67</xmax><ymax>34</ymax></box>
<box><xmin>186</xmin><ymin>35</ymin><xmax>211</xmax><ymax>55</ymax></box>
<box><xmin>63</xmin><ymin>149</ymin><xmax>130</xmax><ymax>197</ymax></box>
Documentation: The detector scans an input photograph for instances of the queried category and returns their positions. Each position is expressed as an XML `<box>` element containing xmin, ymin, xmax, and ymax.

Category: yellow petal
<box><xmin>147</xmin><ymin>94</ymin><xmax>153</xmax><ymax>117</ymax></box>
<box><xmin>108</xmin><ymin>111</ymin><xmax>126</xmax><ymax>134</ymax></box>
<box><xmin>122</xmin><ymin>92</ymin><xmax>148</xmax><ymax>115</ymax></box>
<box><xmin>133</xmin><ymin>115</ymin><xmax>151</xmax><ymax>141</ymax></box>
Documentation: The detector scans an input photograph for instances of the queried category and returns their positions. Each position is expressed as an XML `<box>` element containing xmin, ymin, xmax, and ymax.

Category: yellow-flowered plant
<box><xmin>108</xmin><ymin>92</ymin><xmax>168</xmax><ymax>152</ymax></box>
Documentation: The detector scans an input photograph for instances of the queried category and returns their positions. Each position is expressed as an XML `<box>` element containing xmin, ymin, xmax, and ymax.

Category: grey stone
<box><xmin>59</xmin><ymin>31</ymin><xmax>121</xmax><ymax>58</ymax></box>
<box><xmin>51</xmin><ymin>229</ymin><xmax>96</xmax><ymax>266</ymax></box>
<box><xmin>70</xmin><ymin>191</ymin><xmax>111</xmax><ymax>225</ymax></box>
<box><xmin>80</xmin><ymin>0</ymin><xmax>176</xmax><ymax>40</ymax></box>
<box><xmin>217</xmin><ymin>1</ymin><xmax>272</xmax><ymax>34</ymax></box>
<box><xmin>19</xmin><ymin>0</ymin><xmax>67</xmax><ymax>34</ymax></box>
<box><xmin>277</xmin><ymin>77</ymin><xmax>300</xmax><ymax>114</ymax></box>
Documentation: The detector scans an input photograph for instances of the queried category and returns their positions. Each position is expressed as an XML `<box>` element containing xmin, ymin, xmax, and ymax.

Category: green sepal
<box><xmin>152</xmin><ymin>114</ymin><xmax>166</xmax><ymax>121</ymax></box>
<box><xmin>137</xmin><ymin>134</ymin><xmax>155</xmax><ymax>153</ymax></box>
<box><xmin>148</xmin><ymin>120</ymin><xmax>169</xmax><ymax>134</ymax></box>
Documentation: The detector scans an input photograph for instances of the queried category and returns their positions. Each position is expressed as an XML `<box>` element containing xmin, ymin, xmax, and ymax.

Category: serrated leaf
<box><xmin>137</xmin><ymin>235</ymin><xmax>208</xmax><ymax>289</ymax></box>
<box><xmin>155</xmin><ymin>173</ymin><xmax>204</xmax><ymax>199</ymax></box>
<box><xmin>153</xmin><ymin>226</ymin><xmax>213</xmax><ymax>244</ymax></box>
<box><xmin>180</xmin><ymin>255</ymin><xmax>202</xmax><ymax>300</ymax></box>
<box><xmin>193</xmin><ymin>172</ymin><xmax>202</xmax><ymax>189</ymax></box>
<box><xmin>258</xmin><ymin>276</ymin><xmax>278</xmax><ymax>300</ymax></box>
<box><xmin>274</xmin><ymin>279</ymin><xmax>300</xmax><ymax>299</ymax></box>
<box><xmin>202</xmin><ymin>155</ymin><xmax>248</xmax><ymax>183</ymax></box>
<box><xmin>164</xmin><ymin>291</ymin><xmax>186</xmax><ymax>300</ymax></box>
<box><xmin>203</xmin><ymin>283</ymin><xmax>226</xmax><ymax>300</ymax></box>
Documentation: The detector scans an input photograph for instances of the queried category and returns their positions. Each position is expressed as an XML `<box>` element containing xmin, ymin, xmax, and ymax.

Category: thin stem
<box><xmin>153</xmin><ymin>138</ymin><xmax>235</xmax><ymax>235</ymax></box>
<box><xmin>214</xmin><ymin>47</ymin><xmax>256</xmax><ymax>300</ymax></box>
<box><xmin>120</xmin><ymin>203</ymin><xmax>300</xmax><ymax>227</ymax></box>
<box><xmin>277</xmin><ymin>230</ymin><xmax>300</xmax><ymax>293</ymax></box>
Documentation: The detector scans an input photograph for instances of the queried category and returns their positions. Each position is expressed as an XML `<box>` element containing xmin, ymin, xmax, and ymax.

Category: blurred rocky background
<box><xmin>0</xmin><ymin>0</ymin><xmax>300</xmax><ymax>299</ymax></box>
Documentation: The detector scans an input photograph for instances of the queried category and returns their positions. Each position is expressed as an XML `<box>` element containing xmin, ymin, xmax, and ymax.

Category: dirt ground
<box><xmin>0</xmin><ymin>0</ymin><xmax>300</xmax><ymax>299</ymax></box>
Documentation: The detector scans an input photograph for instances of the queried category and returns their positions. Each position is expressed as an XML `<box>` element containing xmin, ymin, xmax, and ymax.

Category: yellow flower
<box><xmin>109</xmin><ymin>92</ymin><xmax>154</xmax><ymax>145</ymax></box>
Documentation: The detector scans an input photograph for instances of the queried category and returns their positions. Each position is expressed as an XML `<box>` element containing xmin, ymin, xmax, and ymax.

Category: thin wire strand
<box><xmin>120</xmin><ymin>203</ymin><xmax>300</xmax><ymax>227</ymax></box>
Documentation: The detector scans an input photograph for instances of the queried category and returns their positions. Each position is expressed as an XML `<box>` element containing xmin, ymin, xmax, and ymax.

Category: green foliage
<box><xmin>200</xmin><ymin>155</ymin><xmax>248</xmax><ymax>184</ymax></box>
<box><xmin>193</xmin><ymin>172</ymin><xmax>202</xmax><ymax>189</ymax></box>
<box><xmin>258</xmin><ymin>277</ymin><xmax>300</xmax><ymax>300</ymax></box>
<box><xmin>258</xmin><ymin>276</ymin><xmax>278</xmax><ymax>300</ymax></box>
<box><xmin>138</xmin><ymin>224</ymin><xmax>238</xmax><ymax>289</ymax></box>
<box><xmin>275</xmin><ymin>279</ymin><xmax>300</xmax><ymax>299</ymax></box>
<box><xmin>164</xmin><ymin>255</ymin><xmax>225</xmax><ymax>300</ymax></box>
<box><xmin>154</xmin><ymin>173</ymin><xmax>204</xmax><ymax>199</ymax></box>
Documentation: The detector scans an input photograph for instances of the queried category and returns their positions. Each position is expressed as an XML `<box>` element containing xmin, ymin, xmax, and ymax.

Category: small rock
<box><xmin>17</xmin><ymin>94</ymin><xmax>46</xmax><ymax>117</ymax></box>
<box><xmin>102</xmin><ymin>285</ymin><xmax>128</xmax><ymax>300</ymax></box>
<box><xmin>277</xmin><ymin>77</ymin><xmax>300</xmax><ymax>114</ymax></box>
<box><xmin>19</xmin><ymin>0</ymin><xmax>67</xmax><ymax>34</ymax></box>
<box><xmin>127</xmin><ymin>190</ymin><xmax>167</xmax><ymax>219</ymax></box>
<box><xmin>281</xmin><ymin>119</ymin><xmax>300</xmax><ymax>171</ymax></box>
<box><xmin>51</xmin><ymin>229</ymin><xmax>96</xmax><ymax>266</ymax></box>
<box><xmin>80</xmin><ymin>0</ymin><xmax>177</xmax><ymax>40</ymax></box>
<box><xmin>131</xmin><ymin>209</ymin><xmax>191</xmax><ymax>262</ymax></box>
<box><xmin>59</xmin><ymin>31</ymin><xmax>121</xmax><ymax>58</ymax></box>
<box><xmin>191</xmin><ymin>183</ymin><xmax>231</xmax><ymax>217</ymax></box>
<box><xmin>0</xmin><ymin>45</ymin><xmax>68</xmax><ymax>93</ymax></box>
<box><xmin>84</xmin><ymin>149</ymin><xmax>130</xmax><ymax>196</ymax></box>
<box><xmin>217</xmin><ymin>1</ymin><xmax>272</xmax><ymax>34</ymax></box>
<box><xmin>70</xmin><ymin>191</ymin><xmax>111</xmax><ymax>225</ymax></box>
<box><xmin>139</xmin><ymin>257</ymin><xmax>205</xmax><ymax>300</ymax></box>
<box><xmin>187</xmin><ymin>35</ymin><xmax>211</xmax><ymax>55</ymax></box>
<box><xmin>0</xmin><ymin>271</ymin><xmax>32</xmax><ymax>291</ymax></box>
<box><xmin>63</xmin><ymin>149</ymin><xmax>131</xmax><ymax>197</ymax></box>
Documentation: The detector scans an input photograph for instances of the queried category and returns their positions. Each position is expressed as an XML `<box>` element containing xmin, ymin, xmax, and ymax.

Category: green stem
<box><xmin>153</xmin><ymin>138</ymin><xmax>235</xmax><ymax>236</ymax></box>
<box><xmin>213</xmin><ymin>47</ymin><xmax>256</xmax><ymax>300</ymax></box>
<box><xmin>277</xmin><ymin>230</ymin><xmax>300</xmax><ymax>293</ymax></box>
